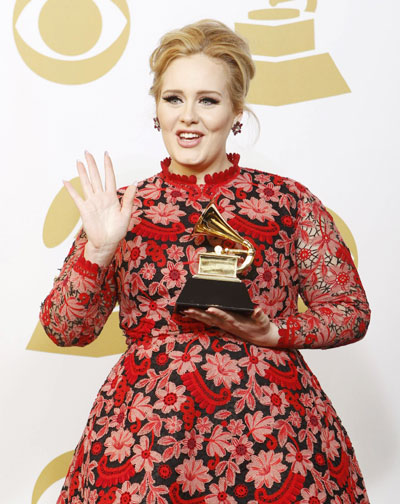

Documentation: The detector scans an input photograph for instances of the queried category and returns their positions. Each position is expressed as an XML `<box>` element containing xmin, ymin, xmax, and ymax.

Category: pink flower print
<box><xmin>227</xmin><ymin>435</ymin><xmax>254</xmax><ymax>464</ymax></box>
<box><xmin>165</xmin><ymin>415</ymin><xmax>183</xmax><ymax>434</ymax></box>
<box><xmin>139</xmin><ymin>179</ymin><xmax>163</xmax><ymax>200</ymax></box>
<box><xmin>237</xmin><ymin>197</ymin><xmax>279</xmax><ymax>222</ymax></box>
<box><xmin>128</xmin><ymin>392</ymin><xmax>153</xmax><ymax>423</ymax></box>
<box><xmin>161</xmin><ymin>261</ymin><xmax>188</xmax><ymax>289</ymax></box>
<box><xmin>176</xmin><ymin>457</ymin><xmax>212</xmax><ymax>496</ymax></box>
<box><xmin>170</xmin><ymin>345</ymin><xmax>203</xmax><ymax>374</ymax></box>
<box><xmin>227</xmin><ymin>419</ymin><xmax>245</xmax><ymax>436</ymax></box>
<box><xmin>139</xmin><ymin>262</ymin><xmax>156</xmax><ymax>280</ymax></box>
<box><xmin>257</xmin><ymin>287</ymin><xmax>286</xmax><ymax>318</ymax></box>
<box><xmin>144</xmin><ymin>202</ymin><xmax>185</xmax><ymax>225</ymax></box>
<box><xmin>305</xmin><ymin>408</ymin><xmax>322</xmax><ymax>434</ymax></box>
<box><xmin>165</xmin><ymin>186</ymin><xmax>187</xmax><ymax>204</ymax></box>
<box><xmin>325</xmin><ymin>263</ymin><xmax>353</xmax><ymax>293</ymax></box>
<box><xmin>104</xmin><ymin>428</ymin><xmax>134</xmax><ymax>463</ymax></box>
<box><xmin>102</xmin><ymin>366</ymin><xmax>124</xmax><ymax>397</ymax></box>
<box><xmin>115</xmin><ymin>481</ymin><xmax>141</xmax><ymax>504</ymax></box>
<box><xmin>131</xmin><ymin>435</ymin><xmax>162</xmax><ymax>473</ymax></box>
<box><xmin>167</xmin><ymin>244</ymin><xmax>185</xmax><ymax>261</ymax></box>
<box><xmin>207</xmin><ymin>425</ymin><xmax>231</xmax><ymax>457</ymax></box>
<box><xmin>285</xmin><ymin>443</ymin><xmax>313</xmax><ymax>476</ymax></box>
<box><xmin>264</xmin><ymin>248</ymin><xmax>278</xmax><ymax>265</ymax></box>
<box><xmin>154</xmin><ymin>382</ymin><xmax>187</xmax><ymax>414</ymax></box>
<box><xmin>236</xmin><ymin>171</ymin><xmax>254</xmax><ymax>192</ymax></box>
<box><xmin>182</xmin><ymin>430</ymin><xmax>204</xmax><ymax>457</ymax></box>
<box><xmin>218</xmin><ymin>197</ymin><xmax>236</xmax><ymax>221</ymax></box>
<box><xmin>300</xmin><ymin>483</ymin><xmax>327</xmax><ymax>503</ymax></box>
<box><xmin>321</xmin><ymin>428</ymin><xmax>340</xmax><ymax>460</ymax></box>
<box><xmin>119</xmin><ymin>270</ymin><xmax>146</xmax><ymax>298</ymax></box>
<box><xmin>202</xmin><ymin>353</ymin><xmax>241</xmax><ymax>388</ymax></box>
<box><xmin>313</xmin><ymin>227</ymin><xmax>338</xmax><ymax>256</ymax></box>
<box><xmin>196</xmin><ymin>415</ymin><xmax>213</xmax><ymax>434</ymax></box>
<box><xmin>207</xmin><ymin>477</ymin><xmax>237</xmax><ymax>504</ymax></box>
<box><xmin>260</xmin><ymin>383</ymin><xmax>289</xmax><ymax>416</ymax></box>
<box><xmin>256</xmin><ymin>182</ymin><xmax>280</xmax><ymax>202</ymax></box>
<box><xmin>256</xmin><ymin>263</ymin><xmax>278</xmax><ymax>290</ymax></box>
<box><xmin>287</xmin><ymin>411</ymin><xmax>302</xmax><ymax>428</ymax></box>
<box><xmin>137</xmin><ymin>295</ymin><xmax>169</xmax><ymax>322</ymax></box>
<box><xmin>246</xmin><ymin>450</ymin><xmax>287</xmax><ymax>489</ymax></box>
<box><xmin>238</xmin><ymin>346</ymin><xmax>270</xmax><ymax>377</ymax></box>
<box><xmin>122</xmin><ymin>235</ymin><xmax>147</xmax><ymax>268</ymax></box>
<box><xmin>109</xmin><ymin>404</ymin><xmax>128</xmax><ymax>429</ymax></box>
<box><xmin>82</xmin><ymin>488</ymin><xmax>98</xmax><ymax>504</ymax></box>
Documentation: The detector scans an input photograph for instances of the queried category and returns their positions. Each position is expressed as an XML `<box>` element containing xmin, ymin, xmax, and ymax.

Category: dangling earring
<box><xmin>232</xmin><ymin>121</ymin><xmax>243</xmax><ymax>135</ymax></box>
<box><xmin>153</xmin><ymin>117</ymin><xmax>161</xmax><ymax>131</ymax></box>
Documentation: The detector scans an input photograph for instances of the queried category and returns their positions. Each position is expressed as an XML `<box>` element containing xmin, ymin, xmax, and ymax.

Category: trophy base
<box><xmin>175</xmin><ymin>277</ymin><xmax>254</xmax><ymax>316</ymax></box>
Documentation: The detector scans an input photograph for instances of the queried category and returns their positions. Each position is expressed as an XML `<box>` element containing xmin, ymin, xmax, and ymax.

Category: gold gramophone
<box><xmin>176</xmin><ymin>202</ymin><xmax>255</xmax><ymax>315</ymax></box>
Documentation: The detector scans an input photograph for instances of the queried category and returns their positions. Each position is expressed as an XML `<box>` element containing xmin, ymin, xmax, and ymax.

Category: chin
<box><xmin>172</xmin><ymin>150</ymin><xmax>208</xmax><ymax>169</ymax></box>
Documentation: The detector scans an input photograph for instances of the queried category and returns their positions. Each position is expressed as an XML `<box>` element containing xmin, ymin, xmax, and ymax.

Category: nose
<box><xmin>179</xmin><ymin>100</ymin><xmax>198</xmax><ymax>125</ymax></box>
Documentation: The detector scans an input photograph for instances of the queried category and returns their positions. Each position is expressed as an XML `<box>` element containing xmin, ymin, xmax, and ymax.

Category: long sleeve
<box><xmin>273</xmin><ymin>187</ymin><xmax>371</xmax><ymax>349</ymax></box>
<box><xmin>39</xmin><ymin>230</ymin><xmax>118</xmax><ymax>347</ymax></box>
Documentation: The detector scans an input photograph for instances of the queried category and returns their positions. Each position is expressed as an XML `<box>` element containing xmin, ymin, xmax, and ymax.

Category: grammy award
<box><xmin>176</xmin><ymin>202</ymin><xmax>255</xmax><ymax>315</ymax></box>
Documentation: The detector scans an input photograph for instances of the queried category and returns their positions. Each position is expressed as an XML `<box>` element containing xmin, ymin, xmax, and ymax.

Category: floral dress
<box><xmin>40</xmin><ymin>154</ymin><xmax>371</xmax><ymax>504</ymax></box>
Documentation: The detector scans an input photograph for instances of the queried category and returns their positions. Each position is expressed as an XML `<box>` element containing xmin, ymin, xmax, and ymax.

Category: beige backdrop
<box><xmin>1</xmin><ymin>1</ymin><xmax>399</xmax><ymax>502</ymax></box>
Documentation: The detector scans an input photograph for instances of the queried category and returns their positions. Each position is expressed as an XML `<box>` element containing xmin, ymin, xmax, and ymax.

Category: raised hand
<box><xmin>63</xmin><ymin>151</ymin><xmax>137</xmax><ymax>266</ymax></box>
<box><xmin>183</xmin><ymin>306</ymin><xmax>280</xmax><ymax>347</ymax></box>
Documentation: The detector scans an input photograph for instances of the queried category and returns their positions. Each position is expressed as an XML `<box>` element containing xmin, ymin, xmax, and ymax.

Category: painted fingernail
<box><xmin>104</xmin><ymin>150</ymin><xmax>109</xmax><ymax>157</ymax></box>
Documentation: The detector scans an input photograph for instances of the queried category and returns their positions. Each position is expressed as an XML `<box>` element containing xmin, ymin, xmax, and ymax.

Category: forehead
<box><xmin>160</xmin><ymin>53</ymin><xmax>230</xmax><ymax>94</ymax></box>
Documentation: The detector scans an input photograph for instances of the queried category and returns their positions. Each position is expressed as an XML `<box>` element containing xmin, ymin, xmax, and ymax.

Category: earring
<box><xmin>232</xmin><ymin>121</ymin><xmax>243</xmax><ymax>135</ymax></box>
<box><xmin>153</xmin><ymin>117</ymin><xmax>161</xmax><ymax>131</ymax></box>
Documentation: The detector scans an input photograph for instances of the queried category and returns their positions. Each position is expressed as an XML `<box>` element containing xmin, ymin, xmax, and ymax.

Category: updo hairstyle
<box><xmin>149</xmin><ymin>19</ymin><xmax>255</xmax><ymax>114</ymax></box>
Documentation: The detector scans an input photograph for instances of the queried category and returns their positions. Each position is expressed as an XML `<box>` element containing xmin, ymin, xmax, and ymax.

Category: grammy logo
<box><xmin>235</xmin><ymin>0</ymin><xmax>351</xmax><ymax>105</ymax></box>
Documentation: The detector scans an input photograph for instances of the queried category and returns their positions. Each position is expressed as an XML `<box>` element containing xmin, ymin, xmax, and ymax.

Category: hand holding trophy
<box><xmin>176</xmin><ymin>201</ymin><xmax>255</xmax><ymax>315</ymax></box>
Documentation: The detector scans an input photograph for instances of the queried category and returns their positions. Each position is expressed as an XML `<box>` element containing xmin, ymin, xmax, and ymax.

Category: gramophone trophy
<box><xmin>176</xmin><ymin>202</ymin><xmax>255</xmax><ymax>315</ymax></box>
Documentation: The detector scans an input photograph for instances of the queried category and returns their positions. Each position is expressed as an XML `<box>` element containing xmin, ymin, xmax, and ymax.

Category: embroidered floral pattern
<box><xmin>41</xmin><ymin>157</ymin><xmax>370</xmax><ymax>503</ymax></box>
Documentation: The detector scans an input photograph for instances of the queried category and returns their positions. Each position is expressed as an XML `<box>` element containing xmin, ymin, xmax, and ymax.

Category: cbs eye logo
<box><xmin>13</xmin><ymin>0</ymin><xmax>130</xmax><ymax>84</ymax></box>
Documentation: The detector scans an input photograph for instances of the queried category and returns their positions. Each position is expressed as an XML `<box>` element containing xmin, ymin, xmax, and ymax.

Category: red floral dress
<box><xmin>40</xmin><ymin>154</ymin><xmax>371</xmax><ymax>504</ymax></box>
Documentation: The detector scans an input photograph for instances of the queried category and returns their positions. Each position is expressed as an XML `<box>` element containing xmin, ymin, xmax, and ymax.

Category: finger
<box><xmin>76</xmin><ymin>160</ymin><xmax>94</xmax><ymax>199</ymax></box>
<box><xmin>206</xmin><ymin>307</ymin><xmax>237</xmax><ymax>325</ymax></box>
<box><xmin>121</xmin><ymin>183</ymin><xmax>137</xmax><ymax>219</ymax></box>
<box><xmin>252</xmin><ymin>307</ymin><xmax>267</xmax><ymax>321</ymax></box>
<box><xmin>63</xmin><ymin>180</ymin><xmax>84</xmax><ymax>211</ymax></box>
<box><xmin>183</xmin><ymin>309</ymin><xmax>219</xmax><ymax>327</ymax></box>
<box><xmin>104</xmin><ymin>151</ymin><xmax>117</xmax><ymax>193</ymax></box>
<box><xmin>85</xmin><ymin>150</ymin><xmax>103</xmax><ymax>192</ymax></box>
<box><xmin>252</xmin><ymin>308</ymin><xmax>271</xmax><ymax>331</ymax></box>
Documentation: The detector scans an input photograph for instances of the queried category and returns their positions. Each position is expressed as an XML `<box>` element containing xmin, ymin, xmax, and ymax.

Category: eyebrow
<box><xmin>162</xmin><ymin>89</ymin><xmax>223</xmax><ymax>97</ymax></box>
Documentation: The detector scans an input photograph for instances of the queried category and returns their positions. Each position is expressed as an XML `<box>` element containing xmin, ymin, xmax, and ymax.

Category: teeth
<box><xmin>179</xmin><ymin>133</ymin><xmax>200</xmax><ymax>139</ymax></box>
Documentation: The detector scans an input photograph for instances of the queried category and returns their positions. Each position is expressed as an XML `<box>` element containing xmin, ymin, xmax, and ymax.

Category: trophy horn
<box><xmin>193</xmin><ymin>202</ymin><xmax>255</xmax><ymax>272</ymax></box>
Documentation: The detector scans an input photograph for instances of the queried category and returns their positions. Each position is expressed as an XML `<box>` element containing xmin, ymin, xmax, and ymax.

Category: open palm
<box><xmin>64</xmin><ymin>151</ymin><xmax>137</xmax><ymax>264</ymax></box>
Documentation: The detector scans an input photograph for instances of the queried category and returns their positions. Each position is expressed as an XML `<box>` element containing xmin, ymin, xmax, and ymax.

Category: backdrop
<box><xmin>1</xmin><ymin>1</ymin><xmax>399</xmax><ymax>502</ymax></box>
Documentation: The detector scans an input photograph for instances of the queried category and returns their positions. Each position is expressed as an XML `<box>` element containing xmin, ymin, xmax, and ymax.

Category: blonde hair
<box><xmin>149</xmin><ymin>19</ymin><xmax>255</xmax><ymax>114</ymax></box>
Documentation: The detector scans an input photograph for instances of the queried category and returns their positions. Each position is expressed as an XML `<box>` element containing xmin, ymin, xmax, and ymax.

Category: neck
<box><xmin>168</xmin><ymin>152</ymin><xmax>231</xmax><ymax>184</ymax></box>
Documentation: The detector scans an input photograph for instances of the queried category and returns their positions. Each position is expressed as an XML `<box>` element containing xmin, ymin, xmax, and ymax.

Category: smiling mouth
<box><xmin>177</xmin><ymin>132</ymin><xmax>203</xmax><ymax>139</ymax></box>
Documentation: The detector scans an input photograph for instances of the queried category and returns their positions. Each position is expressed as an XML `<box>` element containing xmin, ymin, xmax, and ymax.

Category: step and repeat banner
<box><xmin>1</xmin><ymin>1</ymin><xmax>399</xmax><ymax>502</ymax></box>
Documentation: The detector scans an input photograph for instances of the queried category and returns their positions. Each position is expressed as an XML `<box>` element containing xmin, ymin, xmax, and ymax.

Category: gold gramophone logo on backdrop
<box><xmin>13</xmin><ymin>0</ymin><xmax>130</xmax><ymax>84</ymax></box>
<box><xmin>235</xmin><ymin>0</ymin><xmax>351</xmax><ymax>105</ymax></box>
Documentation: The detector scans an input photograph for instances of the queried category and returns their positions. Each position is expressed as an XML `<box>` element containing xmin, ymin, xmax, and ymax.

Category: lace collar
<box><xmin>160</xmin><ymin>153</ymin><xmax>241</xmax><ymax>186</ymax></box>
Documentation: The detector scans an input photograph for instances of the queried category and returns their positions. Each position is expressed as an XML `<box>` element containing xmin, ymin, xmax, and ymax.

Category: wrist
<box><xmin>84</xmin><ymin>241</ymin><xmax>117</xmax><ymax>267</ymax></box>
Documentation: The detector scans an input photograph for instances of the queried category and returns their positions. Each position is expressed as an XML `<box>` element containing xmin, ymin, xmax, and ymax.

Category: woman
<box><xmin>41</xmin><ymin>19</ymin><xmax>371</xmax><ymax>504</ymax></box>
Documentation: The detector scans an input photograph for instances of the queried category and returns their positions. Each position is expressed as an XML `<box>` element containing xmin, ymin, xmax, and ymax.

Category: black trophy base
<box><xmin>175</xmin><ymin>277</ymin><xmax>254</xmax><ymax>316</ymax></box>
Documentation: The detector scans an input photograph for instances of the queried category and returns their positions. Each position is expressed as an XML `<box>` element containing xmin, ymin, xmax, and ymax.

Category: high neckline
<box><xmin>160</xmin><ymin>153</ymin><xmax>241</xmax><ymax>186</ymax></box>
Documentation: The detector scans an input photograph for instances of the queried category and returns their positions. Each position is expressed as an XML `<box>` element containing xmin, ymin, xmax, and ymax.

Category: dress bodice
<box><xmin>40</xmin><ymin>155</ymin><xmax>370</xmax><ymax>349</ymax></box>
